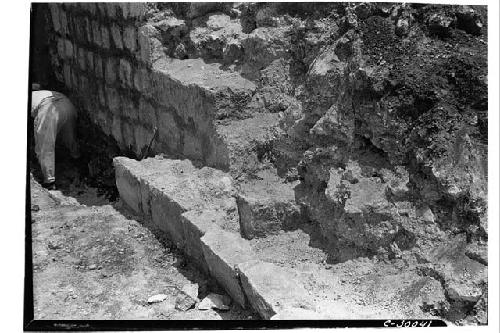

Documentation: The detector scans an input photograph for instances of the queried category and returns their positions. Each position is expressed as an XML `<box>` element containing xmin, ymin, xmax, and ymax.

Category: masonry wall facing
<box><xmin>46</xmin><ymin>3</ymin><xmax>228</xmax><ymax>168</ymax></box>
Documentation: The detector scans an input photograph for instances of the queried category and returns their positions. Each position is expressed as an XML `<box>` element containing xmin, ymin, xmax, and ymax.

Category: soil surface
<box><xmin>30</xmin><ymin>174</ymin><xmax>255</xmax><ymax>320</ymax></box>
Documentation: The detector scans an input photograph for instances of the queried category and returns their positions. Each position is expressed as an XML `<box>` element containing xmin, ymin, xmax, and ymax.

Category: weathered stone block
<box><xmin>128</xmin><ymin>3</ymin><xmax>146</xmax><ymax>18</ymax></box>
<box><xmin>86</xmin><ymin>50</ymin><xmax>94</xmax><ymax>73</ymax></box>
<box><xmin>96</xmin><ymin>108</ymin><xmax>112</xmax><ymax>136</ymax></box>
<box><xmin>122</xmin><ymin>120</ymin><xmax>135</xmax><ymax>150</ymax></box>
<box><xmin>182</xmin><ymin>130</ymin><xmax>203</xmax><ymax>161</ymax></box>
<box><xmin>105</xmin><ymin>3</ymin><xmax>118</xmax><ymax>17</ymax></box>
<box><xmin>63</xmin><ymin>64</ymin><xmax>72</xmax><ymax>88</ymax></box>
<box><xmin>110</xmin><ymin>23</ymin><xmax>123</xmax><ymax>49</ymax></box>
<box><xmin>105</xmin><ymin>86</ymin><xmax>121</xmax><ymax>115</ymax></box>
<box><xmin>71</xmin><ymin>67</ymin><xmax>79</xmax><ymax>90</ymax></box>
<box><xmin>56</xmin><ymin>38</ymin><xmax>65</xmax><ymax>58</ymax></box>
<box><xmin>101</xmin><ymin>25</ymin><xmax>111</xmax><ymax>49</ymax></box>
<box><xmin>77</xmin><ymin>47</ymin><xmax>86</xmax><ymax>71</ymax></box>
<box><xmin>79</xmin><ymin>75</ymin><xmax>89</xmax><ymax>95</ymax></box>
<box><xmin>138</xmin><ymin>98</ymin><xmax>157</xmax><ymax>126</ymax></box>
<box><xmin>114</xmin><ymin>157</ymin><xmax>142</xmax><ymax>214</ymax></box>
<box><xmin>87</xmin><ymin>3</ymin><xmax>96</xmax><ymax>16</ymax></box>
<box><xmin>48</xmin><ymin>4</ymin><xmax>61</xmax><ymax>33</ymax></box>
<box><xmin>111</xmin><ymin>116</ymin><xmax>123</xmax><ymax>147</ymax></box>
<box><xmin>123</xmin><ymin>26</ymin><xmax>137</xmax><ymax>52</ymax></box>
<box><xmin>104</xmin><ymin>57</ymin><xmax>118</xmax><ymax>85</ymax></box>
<box><xmin>121</xmin><ymin>94</ymin><xmax>138</xmax><ymax>121</ymax></box>
<box><xmin>60</xmin><ymin>9</ymin><xmax>68</xmax><ymax>35</ymax></box>
<box><xmin>64</xmin><ymin>39</ymin><xmax>73</xmax><ymax>59</ymax></box>
<box><xmin>236</xmin><ymin>170</ymin><xmax>301</xmax><ymax>239</ymax></box>
<box><xmin>97</xmin><ymin>82</ymin><xmax>106</xmax><ymax>106</ymax></box>
<box><xmin>94</xmin><ymin>54</ymin><xmax>103</xmax><ymax>79</ymax></box>
<box><xmin>137</xmin><ymin>25</ymin><xmax>162</xmax><ymax>65</ymax></box>
<box><xmin>157</xmin><ymin>109</ymin><xmax>181</xmax><ymax>150</ymax></box>
<box><xmin>118</xmin><ymin>58</ymin><xmax>133</xmax><ymax>87</ymax></box>
<box><xmin>91</xmin><ymin>20</ymin><xmax>101</xmax><ymax>47</ymax></box>
<box><xmin>133</xmin><ymin>67</ymin><xmax>151</xmax><ymax>94</ymax></box>
<box><xmin>150</xmin><ymin>192</ymin><xmax>186</xmax><ymax>248</ymax></box>
<box><xmin>201</xmin><ymin>229</ymin><xmax>257</xmax><ymax>307</ymax></box>
<box><xmin>181</xmin><ymin>210</ymin><xmax>221</xmax><ymax>271</ymax></box>
<box><xmin>133</xmin><ymin>125</ymin><xmax>152</xmax><ymax>156</ymax></box>
<box><xmin>237</xmin><ymin>261</ymin><xmax>313</xmax><ymax>319</ymax></box>
<box><xmin>83</xmin><ymin>17</ymin><xmax>92</xmax><ymax>43</ymax></box>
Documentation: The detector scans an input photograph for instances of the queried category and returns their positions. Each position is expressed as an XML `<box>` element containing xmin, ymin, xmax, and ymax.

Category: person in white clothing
<box><xmin>31</xmin><ymin>84</ymin><xmax>80</xmax><ymax>189</ymax></box>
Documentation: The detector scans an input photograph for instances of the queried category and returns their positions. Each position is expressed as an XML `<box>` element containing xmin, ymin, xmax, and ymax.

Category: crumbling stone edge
<box><xmin>113</xmin><ymin>156</ymin><xmax>323</xmax><ymax>320</ymax></box>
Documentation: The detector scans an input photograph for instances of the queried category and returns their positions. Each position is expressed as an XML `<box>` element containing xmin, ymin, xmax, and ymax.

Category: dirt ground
<box><xmin>30</xmin><ymin>170</ymin><xmax>255</xmax><ymax>320</ymax></box>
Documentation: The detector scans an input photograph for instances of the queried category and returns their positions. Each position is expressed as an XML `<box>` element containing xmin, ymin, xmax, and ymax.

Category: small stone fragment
<box><xmin>147</xmin><ymin>294</ymin><xmax>168</xmax><ymax>304</ymax></box>
<box><xmin>181</xmin><ymin>283</ymin><xmax>199</xmax><ymax>300</ymax></box>
<box><xmin>175</xmin><ymin>291</ymin><xmax>196</xmax><ymax>311</ymax></box>
<box><xmin>198</xmin><ymin>293</ymin><xmax>231</xmax><ymax>311</ymax></box>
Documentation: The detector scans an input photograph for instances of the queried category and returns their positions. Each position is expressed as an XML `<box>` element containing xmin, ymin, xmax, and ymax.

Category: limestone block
<box><xmin>133</xmin><ymin>125</ymin><xmax>152</xmax><ymax>156</ymax></box>
<box><xmin>87</xmin><ymin>3</ymin><xmax>96</xmax><ymax>16</ymax></box>
<box><xmin>121</xmin><ymin>95</ymin><xmax>138</xmax><ymax>121</ymax></box>
<box><xmin>91</xmin><ymin>20</ymin><xmax>101</xmax><ymax>47</ymax></box>
<box><xmin>105</xmin><ymin>86</ymin><xmax>121</xmax><ymax>115</ymax></box>
<box><xmin>64</xmin><ymin>39</ymin><xmax>73</xmax><ymax>59</ymax></box>
<box><xmin>235</xmin><ymin>170</ymin><xmax>301</xmax><ymax>239</ymax></box>
<box><xmin>150</xmin><ymin>192</ymin><xmax>186</xmax><ymax>248</ymax></box>
<box><xmin>85</xmin><ymin>50</ymin><xmax>94</xmax><ymax>73</ymax></box>
<box><xmin>105</xmin><ymin>3</ymin><xmax>118</xmax><ymax>18</ymax></box>
<box><xmin>110</xmin><ymin>23</ymin><xmax>123</xmax><ymax>49</ymax></box>
<box><xmin>128</xmin><ymin>3</ymin><xmax>147</xmax><ymax>19</ymax></box>
<box><xmin>237</xmin><ymin>260</ymin><xmax>313</xmax><ymax>319</ymax></box>
<box><xmin>101</xmin><ymin>25</ymin><xmax>110</xmax><ymax>49</ymax></box>
<box><xmin>133</xmin><ymin>67</ymin><xmax>151</xmax><ymax>94</ymax></box>
<box><xmin>60</xmin><ymin>9</ymin><xmax>68</xmax><ymax>35</ymax></box>
<box><xmin>111</xmin><ymin>115</ymin><xmax>123</xmax><ymax>148</ymax></box>
<box><xmin>122</xmin><ymin>120</ymin><xmax>135</xmax><ymax>150</ymax></box>
<box><xmin>123</xmin><ymin>26</ymin><xmax>137</xmax><ymax>53</ymax></box>
<box><xmin>77</xmin><ymin>47</ymin><xmax>86</xmax><ymax>71</ymax></box>
<box><xmin>114</xmin><ymin>157</ymin><xmax>142</xmax><ymax>214</ymax></box>
<box><xmin>201</xmin><ymin>229</ymin><xmax>257</xmax><ymax>307</ymax></box>
<box><xmin>157</xmin><ymin>109</ymin><xmax>181</xmax><ymax>150</ymax></box>
<box><xmin>94</xmin><ymin>54</ymin><xmax>103</xmax><ymax>79</ymax></box>
<box><xmin>137</xmin><ymin>25</ymin><xmax>162</xmax><ymax>65</ymax></box>
<box><xmin>63</xmin><ymin>64</ymin><xmax>72</xmax><ymax>88</ymax></box>
<box><xmin>118</xmin><ymin>58</ymin><xmax>133</xmax><ymax>87</ymax></box>
<box><xmin>56</xmin><ymin>38</ymin><xmax>65</xmax><ymax>58</ymax></box>
<box><xmin>71</xmin><ymin>68</ymin><xmax>79</xmax><ymax>90</ymax></box>
<box><xmin>182</xmin><ymin>130</ymin><xmax>203</xmax><ymax>162</ymax></box>
<box><xmin>181</xmin><ymin>210</ymin><xmax>221</xmax><ymax>271</ymax></box>
<box><xmin>48</xmin><ymin>4</ymin><xmax>60</xmax><ymax>33</ymax></box>
<box><xmin>138</xmin><ymin>98</ymin><xmax>157</xmax><ymax>127</ymax></box>
<box><xmin>104</xmin><ymin>57</ymin><xmax>118</xmax><ymax>85</ymax></box>
<box><xmin>84</xmin><ymin>17</ymin><xmax>92</xmax><ymax>43</ymax></box>
<box><xmin>97</xmin><ymin>81</ymin><xmax>106</xmax><ymax>106</ymax></box>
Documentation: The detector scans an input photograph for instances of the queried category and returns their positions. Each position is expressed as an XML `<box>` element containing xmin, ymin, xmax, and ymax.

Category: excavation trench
<box><xmin>31</xmin><ymin>2</ymin><xmax>487</xmax><ymax>323</ymax></box>
<box><xmin>30</xmin><ymin>113</ymin><xmax>259</xmax><ymax>320</ymax></box>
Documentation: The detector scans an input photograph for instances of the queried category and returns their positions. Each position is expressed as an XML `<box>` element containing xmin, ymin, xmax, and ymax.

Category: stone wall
<box><xmin>46</xmin><ymin>3</ymin><xmax>230</xmax><ymax>168</ymax></box>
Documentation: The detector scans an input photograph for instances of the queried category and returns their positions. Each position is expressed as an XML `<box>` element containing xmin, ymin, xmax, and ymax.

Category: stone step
<box><xmin>215</xmin><ymin>112</ymin><xmax>282</xmax><ymax>176</ymax></box>
<box><xmin>235</xmin><ymin>168</ymin><xmax>303</xmax><ymax>239</ymax></box>
<box><xmin>113</xmin><ymin>155</ymin><xmax>320</xmax><ymax>319</ymax></box>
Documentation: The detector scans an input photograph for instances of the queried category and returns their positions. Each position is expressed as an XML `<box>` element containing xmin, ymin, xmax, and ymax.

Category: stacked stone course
<box><xmin>46</xmin><ymin>3</ymin><xmax>227</xmax><ymax>167</ymax></box>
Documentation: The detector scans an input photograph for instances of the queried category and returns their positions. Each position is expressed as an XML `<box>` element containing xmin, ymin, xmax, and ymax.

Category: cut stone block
<box><xmin>114</xmin><ymin>160</ymin><xmax>141</xmax><ymax>214</ymax></box>
<box><xmin>237</xmin><ymin>260</ymin><xmax>313</xmax><ymax>319</ymax></box>
<box><xmin>181</xmin><ymin>210</ymin><xmax>223</xmax><ymax>272</ymax></box>
<box><xmin>236</xmin><ymin>169</ymin><xmax>301</xmax><ymax>239</ymax></box>
<box><xmin>200</xmin><ymin>229</ymin><xmax>257</xmax><ymax>308</ymax></box>
<box><xmin>150</xmin><ymin>191</ymin><xmax>186</xmax><ymax>248</ymax></box>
